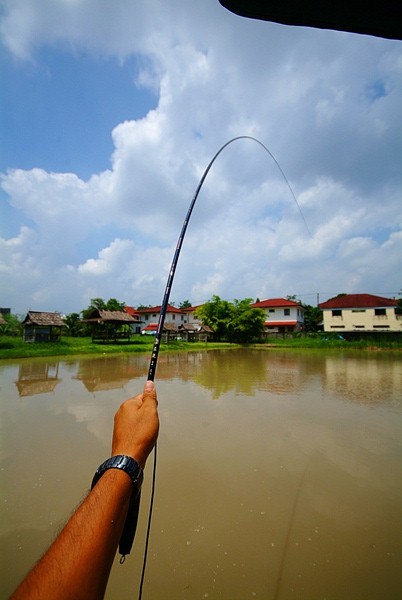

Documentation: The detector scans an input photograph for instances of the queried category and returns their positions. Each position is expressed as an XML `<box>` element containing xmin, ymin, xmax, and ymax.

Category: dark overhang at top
<box><xmin>218</xmin><ymin>0</ymin><xmax>402</xmax><ymax>40</ymax></box>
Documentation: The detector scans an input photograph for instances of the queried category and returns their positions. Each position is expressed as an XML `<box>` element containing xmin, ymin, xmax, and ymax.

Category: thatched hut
<box><xmin>178</xmin><ymin>322</ymin><xmax>214</xmax><ymax>342</ymax></box>
<box><xmin>83</xmin><ymin>309</ymin><xmax>140</xmax><ymax>342</ymax></box>
<box><xmin>22</xmin><ymin>311</ymin><xmax>65</xmax><ymax>342</ymax></box>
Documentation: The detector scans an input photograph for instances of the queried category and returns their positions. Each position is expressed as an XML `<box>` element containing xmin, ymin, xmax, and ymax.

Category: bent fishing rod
<box><xmin>117</xmin><ymin>135</ymin><xmax>310</xmax><ymax>596</ymax></box>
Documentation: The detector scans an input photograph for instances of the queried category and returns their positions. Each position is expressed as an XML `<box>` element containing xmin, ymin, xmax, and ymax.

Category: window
<box><xmin>269</xmin><ymin>308</ymin><xmax>275</xmax><ymax>313</ymax></box>
<box><xmin>330</xmin><ymin>325</ymin><xmax>345</xmax><ymax>328</ymax></box>
<box><xmin>332</xmin><ymin>309</ymin><xmax>342</xmax><ymax>317</ymax></box>
<box><xmin>352</xmin><ymin>309</ymin><xmax>366</xmax><ymax>313</ymax></box>
<box><xmin>374</xmin><ymin>308</ymin><xmax>386</xmax><ymax>316</ymax></box>
<box><xmin>284</xmin><ymin>308</ymin><xmax>290</xmax><ymax>316</ymax></box>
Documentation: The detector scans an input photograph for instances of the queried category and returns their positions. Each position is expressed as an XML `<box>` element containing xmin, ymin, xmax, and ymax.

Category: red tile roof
<box><xmin>136</xmin><ymin>305</ymin><xmax>182</xmax><ymax>314</ymax></box>
<box><xmin>319</xmin><ymin>294</ymin><xmax>397</xmax><ymax>309</ymax></box>
<box><xmin>251</xmin><ymin>298</ymin><xmax>301</xmax><ymax>308</ymax></box>
<box><xmin>180</xmin><ymin>304</ymin><xmax>203</xmax><ymax>313</ymax></box>
<box><xmin>124</xmin><ymin>306</ymin><xmax>140</xmax><ymax>317</ymax></box>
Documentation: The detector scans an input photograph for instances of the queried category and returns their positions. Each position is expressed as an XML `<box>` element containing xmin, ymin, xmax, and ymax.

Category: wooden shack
<box><xmin>22</xmin><ymin>311</ymin><xmax>65</xmax><ymax>342</ymax></box>
<box><xmin>83</xmin><ymin>309</ymin><xmax>139</xmax><ymax>343</ymax></box>
<box><xmin>178</xmin><ymin>323</ymin><xmax>214</xmax><ymax>342</ymax></box>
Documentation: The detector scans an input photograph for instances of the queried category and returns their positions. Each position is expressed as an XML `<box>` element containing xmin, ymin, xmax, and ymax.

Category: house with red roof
<box><xmin>250</xmin><ymin>298</ymin><xmax>305</xmax><ymax>334</ymax></box>
<box><xmin>318</xmin><ymin>294</ymin><xmax>401</xmax><ymax>333</ymax></box>
<box><xmin>134</xmin><ymin>304</ymin><xmax>187</xmax><ymax>334</ymax></box>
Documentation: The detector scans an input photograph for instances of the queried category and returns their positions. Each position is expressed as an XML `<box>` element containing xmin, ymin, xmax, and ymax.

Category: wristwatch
<box><xmin>91</xmin><ymin>455</ymin><xmax>143</xmax><ymax>491</ymax></box>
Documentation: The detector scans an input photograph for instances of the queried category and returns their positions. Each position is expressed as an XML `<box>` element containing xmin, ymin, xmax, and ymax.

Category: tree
<box><xmin>195</xmin><ymin>295</ymin><xmax>233</xmax><ymax>341</ymax></box>
<box><xmin>179</xmin><ymin>300</ymin><xmax>192</xmax><ymax>309</ymax></box>
<box><xmin>64</xmin><ymin>313</ymin><xmax>84</xmax><ymax>337</ymax></box>
<box><xmin>396</xmin><ymin>296</ymin><xmax>402</xmax><ymax>316</ymax></box>
<box><xmin>228</xmin><ymin>299</ymin><xmax>265</xmax><ymax>343</ymax></box>
<box><xmin>0</xmin><ymin>313</ymin><xmax>23</xmax><ymax>336</ymax></box>
<box><xmin>81</xmin><ymin>298</ymin><xmax>126</xmax><ymax>320</ymax></box>
<box><xmin>302</xmin><ymin>304</ymin><xmax>323</xmax><ymax>332</ymax></box>
<box><xmin>195</xmin><ymin>296</ymin><xmax>265</xmax><ymax>343</ymax></box>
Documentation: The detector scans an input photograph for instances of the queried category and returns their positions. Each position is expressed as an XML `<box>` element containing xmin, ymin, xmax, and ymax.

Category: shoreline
<box><xmin>0</xmin><ymin>335</ymin><xmax>401</xmax><ymax>361</ymax></box>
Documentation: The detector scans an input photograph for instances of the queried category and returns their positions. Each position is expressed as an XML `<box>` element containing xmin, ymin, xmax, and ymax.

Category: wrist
<box><xmin>111</xmin><ymin>446</ymin><xmax>147</xmax><ymax>469</ymax></box>
<box><xmin>91</xmin><ymin>455</ymin><xmax>143</xmax><ymax>491</ymax></box>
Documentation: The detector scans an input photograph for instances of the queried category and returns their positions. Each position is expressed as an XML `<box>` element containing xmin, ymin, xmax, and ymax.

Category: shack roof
<box><xmin>22</xmin><ymin>311</ymin><xmax>65</xmax><ymax>327</ymax></box>
<box><xmin>83</xmin><ymin>309</ymin><xmax>138</xmax><ymax>323</ymax></box>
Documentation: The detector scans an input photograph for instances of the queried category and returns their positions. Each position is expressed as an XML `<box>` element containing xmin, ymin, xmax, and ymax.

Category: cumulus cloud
<box><xmin>1</xmin><ymin>0</ymin><xmax>401</xmax><ymax>313</ymax></box>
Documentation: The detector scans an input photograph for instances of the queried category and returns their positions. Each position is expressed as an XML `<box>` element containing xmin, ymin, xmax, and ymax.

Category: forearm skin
<box><xmin>10</xmin><ymin>469</ymin><xmax>132</xmax><ymax>600</ymax></box>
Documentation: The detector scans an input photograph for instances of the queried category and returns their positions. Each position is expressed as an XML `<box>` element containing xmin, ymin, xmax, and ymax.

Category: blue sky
<box><xmin>1</xmin><ymin>0</ymin><xmax>401</xmax><ymax>314</ymax></box>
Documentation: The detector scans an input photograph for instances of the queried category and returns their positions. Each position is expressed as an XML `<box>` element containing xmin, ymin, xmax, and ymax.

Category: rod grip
<box><xmin>119</xmin><ymin>489</ymin><xmax>141</xmax><ymax>557</ymax></box>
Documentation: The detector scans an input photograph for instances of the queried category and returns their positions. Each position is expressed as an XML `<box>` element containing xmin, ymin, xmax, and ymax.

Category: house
<box><xmin>180</xmin><ymin>305</ymin><xmax>203</xmax><ymax>326</ymax></box>
<box><xmin>83</xmin><ymin>309</ymin><xmax>139</xmax><ymax>342</ymax></box>
<box><xmin>123</xmin><ymin>306</ymin><xmax>143</xmax><ymax>334</ymax></box>
<box><xmin>318</xmin><ymin>294</ymin><xmax>401</xmax><ymax>333</ymax></box>
<box><xmin>250</xmin><ymin>298</ymin><xmax>305</xmax><ymax>334</ymax></box>
<box><xmin>135</xmin><ymin>305</ymin><xmax>187</xmax><ymax>333</ymax></box>
<box><xmin>22</xmin><ymin>311</ymin><xmax>65</xmax><ymax>342</ymax></box>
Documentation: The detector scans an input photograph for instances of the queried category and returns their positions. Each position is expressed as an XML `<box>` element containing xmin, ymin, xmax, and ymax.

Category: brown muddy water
<box><xmin>1</xmin><ymin>348</ymin><xmax>402</xmax><ymax>599</ymax></box>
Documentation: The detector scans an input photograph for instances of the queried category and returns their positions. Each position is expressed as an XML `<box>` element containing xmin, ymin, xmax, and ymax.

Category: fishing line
<box><xmin>125</xmin><ymin>135</ymin><xmax>311</xmax><ymax>600</ymax></box>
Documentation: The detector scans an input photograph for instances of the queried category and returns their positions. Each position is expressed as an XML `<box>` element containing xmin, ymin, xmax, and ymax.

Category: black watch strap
<box><xmin>91</xmin><ymin>455</ymin><xmax>143</xmax><ymax>490</ymax></box>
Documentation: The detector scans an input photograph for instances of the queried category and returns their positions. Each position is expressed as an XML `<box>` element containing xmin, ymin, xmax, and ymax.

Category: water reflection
<box><xmin>1</xmin><ymin>349</ymin><xmax>402</xmax><ymax>599</ymax></box>
<box><xmin>74</xmin><ymin>354</ymin><xmax>148</xmax><ymax>393</ymax></box>
<box><xmin>15</xmin><ymin>361</ymin><xmax>60</xmax><ymax>397</ymax></box>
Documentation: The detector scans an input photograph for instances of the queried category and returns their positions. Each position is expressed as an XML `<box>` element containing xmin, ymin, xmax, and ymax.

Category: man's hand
<box><xmin>112</xmin><ymin>380</ymin><xmax>159</xmax><ymax>469</ymax></box>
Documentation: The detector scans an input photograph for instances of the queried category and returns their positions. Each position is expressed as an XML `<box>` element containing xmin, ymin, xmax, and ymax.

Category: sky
<box><xmin>1</xmin><ymin>0</ymin><xmax>401</xmax><ymax>315</ymax></box>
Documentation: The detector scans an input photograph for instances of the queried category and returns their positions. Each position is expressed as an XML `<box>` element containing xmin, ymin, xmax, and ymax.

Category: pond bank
<box><xmin>0</xmin><ymin>335</ymin><xmax>401</xmax><ymax>360</ymax></box>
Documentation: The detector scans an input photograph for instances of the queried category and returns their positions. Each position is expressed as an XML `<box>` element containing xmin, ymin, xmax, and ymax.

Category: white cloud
<box><xmin>1</xmin><ymin>0</ymin><xmax>402</xmax><ymax>313</ymax></box>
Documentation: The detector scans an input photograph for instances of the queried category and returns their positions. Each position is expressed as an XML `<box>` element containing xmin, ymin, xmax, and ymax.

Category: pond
<box><xmin>1</xmin><ymin>348</ymin><xmax>402</xmax><ymax>599</ymax></box>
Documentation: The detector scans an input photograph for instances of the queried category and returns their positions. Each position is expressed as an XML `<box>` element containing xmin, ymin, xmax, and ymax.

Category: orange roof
<box><xmin>180</xmin><ymin>304</ymin><xmax>203</xmax><ymax>313</ymax></box>
<box><xmin>319</xmin><ymin>294</ymin><xmax>397</xmax><ymax>309</ymax></box>
<box><xmin>251</xmin><ymin>298</ymin><xmax>301</xmax><ymax>308</ymax></box>
<box><xmin>265</xmin><ymin>321</ymin><xmax>297</xmax><ymax>327</ymax></box>
<box><xmin>124</xmin><ymin>306</ymin><xmax>140</xmax><ymax>317</ymax></box>
<box><xmin>136</xmin><ymin>304</ymin><xmax>182</xmax><ymax>314</ymax></box>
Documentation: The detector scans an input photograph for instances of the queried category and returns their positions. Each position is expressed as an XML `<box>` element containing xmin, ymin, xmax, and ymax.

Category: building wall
<box><xmin>322</xmin><ymin>307</ymin><xmax>402</xmax><ymax>332</ymax></box>
<box><xmin>262</xmin><ymin>306</ymin><xmax>305</xmax><ymax>331</ymax></box>
<box><xmin>139</xmin><ymin>309</ymin><xmax>187</xmax><ymax>332</ymax></box>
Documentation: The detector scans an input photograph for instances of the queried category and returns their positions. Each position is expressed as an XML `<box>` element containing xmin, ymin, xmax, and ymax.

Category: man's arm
<box><xmin>10</xmin><ymin>380</ymin><xmax>159</xmax><ymax>600</ymax></box>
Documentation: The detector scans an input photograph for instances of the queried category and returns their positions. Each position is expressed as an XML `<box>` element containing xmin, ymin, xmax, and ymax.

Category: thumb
<box><xmin>144</xmin><ymin>380</ymin><xmax>155</xmax><ymax>393</ymax></box>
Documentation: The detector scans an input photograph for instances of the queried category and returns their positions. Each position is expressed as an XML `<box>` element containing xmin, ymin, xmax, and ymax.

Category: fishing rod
<box><xmin>118</xmin><ymin>135</ymin><xmax>310</xmax><ymax>596</ymax></box>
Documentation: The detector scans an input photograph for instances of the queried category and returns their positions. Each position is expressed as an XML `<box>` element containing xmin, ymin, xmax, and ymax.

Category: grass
<box><xmin>0</xmin><ymin>335</ymin><xmax>238</xmax><ymax>360</ymax></box>
<box><xmin>0</xmin><ymin>333</ymin><xmax>401</xmax><ymax>360</ymax></box>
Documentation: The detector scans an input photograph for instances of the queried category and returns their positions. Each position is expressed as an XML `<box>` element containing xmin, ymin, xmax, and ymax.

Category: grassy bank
<box><xmin>0</xmin><ymin>335</ymin><xmax>239</xmax><ymax>360</ymax></box>
<box><xmin>0</xmin><ymin>333</ymin><xmax>401</xmax><ymax>360</ymax></box>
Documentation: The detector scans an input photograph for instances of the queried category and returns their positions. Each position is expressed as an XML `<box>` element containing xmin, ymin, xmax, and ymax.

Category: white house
<box><xmin>250</xmin><ymin>298</ymin><xmax>305</xmax><ymax>333</ymax></box>
<box><xmin>134</xmin><ymin>304</ymin><xmax>186</xmax><ymax>333</ymax></box>
<box><xmin>318</xmin><ymin>294</ymin><xmax>401</xmax><ymax>333</ymax></box>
